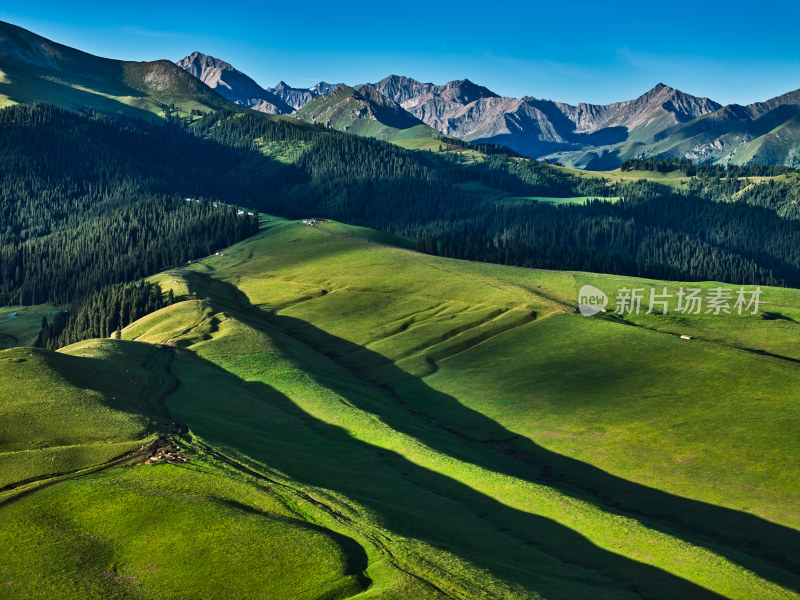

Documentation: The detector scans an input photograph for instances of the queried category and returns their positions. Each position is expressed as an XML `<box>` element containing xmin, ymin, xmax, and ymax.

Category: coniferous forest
<box><xmin>35</xmin><ymin>280</ymin><xmax>171</xmax><ymax>350</ymax></box>
<box><xmin>0</xmin><ymin>103</ymin><xmax>260</xmax><ymax>306</ymax></box>
<box><xmin>3</xmin><ymin>101</ymin><xmax>800</xmax><ymax>335</ymax></box>
<box><xmin>196</xmin><ymin>110</ymin><xmax>800</xmax><ymax>286</ymax></box>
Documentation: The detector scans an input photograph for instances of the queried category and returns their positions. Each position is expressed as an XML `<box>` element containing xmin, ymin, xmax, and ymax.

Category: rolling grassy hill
<box><xmin>392</xmin><ymin>136</ymin><xmax>490</xmax><ymax>163</ymax></box>
<box><xmin>2</xmin><ymin>217</ymin><xmax>799</xmax><ymax>599</ymax></box>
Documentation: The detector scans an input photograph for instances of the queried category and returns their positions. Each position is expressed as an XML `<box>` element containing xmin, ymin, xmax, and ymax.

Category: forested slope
<box><xmin>2</xmin><ymin>102</ymin><xmax>799</xmax><ymax>315</ymax></box>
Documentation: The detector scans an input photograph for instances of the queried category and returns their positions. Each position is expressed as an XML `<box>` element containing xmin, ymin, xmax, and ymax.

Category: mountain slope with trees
<box><xmin>0</xmin><ymin>103</ymin><xmax>259</xmax><ymax>306</ymax></box>
<box><xmin>1</xmin><ymin>21</ymin><xmax>799</xmax><ymax>314</ymax></box>
<box><xmin>2</xmin><ymin>98</ymin><xmax>799</xmax><ymax>318</ymax></box>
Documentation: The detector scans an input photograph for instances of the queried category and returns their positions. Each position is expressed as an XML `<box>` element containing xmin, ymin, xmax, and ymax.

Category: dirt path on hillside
<box><xmin>0</xmin><ymin>345</ymin><xmax>184</xmax><ymax>510</ymax></box>
<box><xmin>0</xmin><ymin>438</ymin><xmax>166</xmax><ymax>510</ymax></box>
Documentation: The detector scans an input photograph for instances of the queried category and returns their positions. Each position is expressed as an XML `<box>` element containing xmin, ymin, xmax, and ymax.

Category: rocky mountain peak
<box><xmin>439</xmin><ymin>78</ymin><xmax>498</xmax><ymax>103</ymax></box>
<box><xmin>176</xmin><ymin>51</ymin><xmax>293</xmax><ymax>114</ymax></box>
<box><xmin>177</xmin><ymin>51</ymin><xmax>235</xmax><ymax>74</ymax></box>
<box><xmin>172</xmin><ymin>43</ymin><xmax>797</xmax><ymax>168</ymax></box>
<box><xmin>311</xmin><ymin>81</ymin><xmax>341</xmax><ymax>95</ymax></box>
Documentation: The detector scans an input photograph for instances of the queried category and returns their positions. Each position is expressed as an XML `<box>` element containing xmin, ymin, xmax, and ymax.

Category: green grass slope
<box><xmin>728</xmin><ymin>114</ymin><xmax>800</xmax><ymax>167</ymax></box>
<box><xmin>129</xmin><ymin>220</ymin><xmax>800</xmax><ymax>598</ymax></box>
<box><xmin>2</xmin><ymin>219</ymin><xmax>799</xmax><ymax>599</ymax></box>
<box><xmin>0</xmin><ymin>20</ymin><xmax>238</xmax><ymax>119</ymax></box>
<box><xmin>392</xmin><ymin>136</ymin><xmax>490</xmax><ymax>163</ymax></box>
<box><xmin>0</xmin><ymin>304</ymin><xmax>63</xmax><ymax>349</ymax></box>
<box><xmin>0</xmin><ymin>341</ymin><xmax>156</xmax><ymax>494</ymax></box>
<box><xmin>1</xmin><ymin>458</ymin><xmax>366</xmax><ymax>600</ymax></box>
<box><xmin>176</xmin><ymin>221</ymin><xmax>800</xmax><ymax>527</ymax></box>
<box><xmin>295</xmin><ymin>84</ymin><xmax>438</xmax><ymax>142</ymax></box>
<box><xmin>0</xmin><ymin>339</ymin><xmax>369</xmax><ymax>599</ymax></box>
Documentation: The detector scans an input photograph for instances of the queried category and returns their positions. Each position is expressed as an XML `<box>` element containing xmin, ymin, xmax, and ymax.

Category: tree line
<box><xmin>35</xmin><ymin>280</ymin><xmax>172</xmax><ymax>350</ymax></box>
<box><xmin>192</xmin><ymin>111</ymin><xmax>800</xmax><ymax>287</ymax></box>
<box><xmin>621</xmin><ymin>156</ymin><xmax>798</xmax><ymax>178</ymax></box>
<box><xmin>435</xmin><ymin>135</ymin><xmax>521</xmax><ymax>157</ymax></box>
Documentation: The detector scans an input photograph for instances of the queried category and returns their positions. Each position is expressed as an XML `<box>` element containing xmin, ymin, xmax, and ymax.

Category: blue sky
<box><xmin>2</xmin><ymin>1</ymin><xmax>798</xmax><ymax>105</ymax></box>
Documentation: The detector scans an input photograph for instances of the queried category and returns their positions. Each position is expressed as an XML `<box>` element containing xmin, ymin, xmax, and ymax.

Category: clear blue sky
<box><xmin>2</xmin><ymin>1</ymin><xmax>798</xmax><ymax>105</ymax></box>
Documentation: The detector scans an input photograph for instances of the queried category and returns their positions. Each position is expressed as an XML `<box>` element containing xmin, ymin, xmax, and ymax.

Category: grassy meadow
<box><xmin>1</xmin><ymin>218</ymin><xmax>798</xmax><ymax>599</ymax></box>
<box><xmin>392</xmin><ymin>136</ymin><xmax>488</xmax><ymax>162</ymax></box>
<box><xmin>0</xmin><ymin>304</ymin><xmax>64</xmax><ymax>349</ymax></box>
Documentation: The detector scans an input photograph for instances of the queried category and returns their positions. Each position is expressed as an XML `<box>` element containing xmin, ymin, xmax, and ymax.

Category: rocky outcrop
<box><xmin>177</xmin><ymin>52</ymin><xmax>293</xmax><ymax>114</ymax></box>
<box><xmin>267</xmin><ymin>81</ymin><xmax>341</xmax><ymax>109</ymax></box>
<box><xmin>369</xmin><ymin>76</ymin><xmax>498</xmax><ymax>133</ymax></box>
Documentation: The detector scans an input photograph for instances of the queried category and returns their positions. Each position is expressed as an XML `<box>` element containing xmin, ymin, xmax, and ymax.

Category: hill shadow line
<box><xmin>184</xmin><ymin>270</ymin><xmax>800</xmax><ymax>595</ymax></box>
<box><xmin>161</xmin><ymin>331</ymin><xmax>731</xmax><ymax>599</ymax></box>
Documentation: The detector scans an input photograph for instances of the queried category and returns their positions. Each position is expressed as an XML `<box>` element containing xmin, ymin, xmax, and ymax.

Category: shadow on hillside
<box><xmin>271</xmin><ymin>323</ymin><xmax>800</xmax><ymax>587</ymax></box>
<box><xmin>178</xmin><ymin>270</ymin><xmax>800</xmax><ymax>596</ymax></box>
<box><xmin>151</xmin><ymin>342</ymin><xmax>724</xmax><ymax>596</ymax></box>
<box><xmin>214</xmin><ymin>497</ymin><xmax>371</xmax><ymax>592</ymax></box>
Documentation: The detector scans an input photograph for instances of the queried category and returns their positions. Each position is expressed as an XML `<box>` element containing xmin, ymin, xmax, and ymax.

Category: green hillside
<box><xmin>295</xmin><ymin>84</ymin><xmax>438</xmax><ymax>141</ymax></box>
<box><xmin>0</xmin><ymin>305</ymin><xmax>62</xmax><ymax>349</ymax></box>
<box><xmin>0</xmin><ymin>21</ymin><xmax>238</xmax><ymax>119</ymax></box>
<box><xmin>392</xmin><ymin>135</ymin><xmax>490</xmax><ymax>163</ymax></box>
<box><xmin>729</xmin><ymin>114</ymin><xmax>800</xmax><ymax>166</ymax></box>
<box><xmin>2</xmin><ymin>218</ymin><xmax>798</xmax><ymax>599</ymax></box>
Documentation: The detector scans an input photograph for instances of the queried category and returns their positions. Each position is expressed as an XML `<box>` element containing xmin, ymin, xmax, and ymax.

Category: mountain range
<box><xmin>176</xmin><ymin>51</ymin><xmax>293</xmax><ymax>114</ymax></box>
<box><xmin>0</xmin><ymin>20</ymin><xmax>796</xmax><ymax>169</ymax></box>
<box><xmin>177</xmin><ymin>51</ymin><xmax>800</xmax><ymax>168</ymax></box>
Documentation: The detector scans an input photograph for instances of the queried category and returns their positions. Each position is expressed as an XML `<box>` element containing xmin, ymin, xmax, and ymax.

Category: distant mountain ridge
<box><xmin>0</xmin><ymin>21</ymin><xmax>796</xmax><ymax>168</ymax></box>
<box><xmin>364</xmin><ymin>75</ymin><xmax>798</xmax><ymax>168</ymax></box>
<box><xmin>176</xmin><ymin>52</ymin><xmax>293</xmax><ymax>114</ymax></box>
<box><xmin>171</xmin><ymin>48</ymin><xmax>799</xmax><ymax>168</ymax></box>
<box><xmin>268</xmin><ymin>80</ymin><xmax>341</xmax><ymax>109</ymax></box>
<box><xmin>367</xmin><ymin>77</ymin><xmax>725</xmax><ymax>163</ymax></box>
<box><xmin>175</xmin><ymin>52</ymin><xmax>348</xmax><ymax>115</ymax></box>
